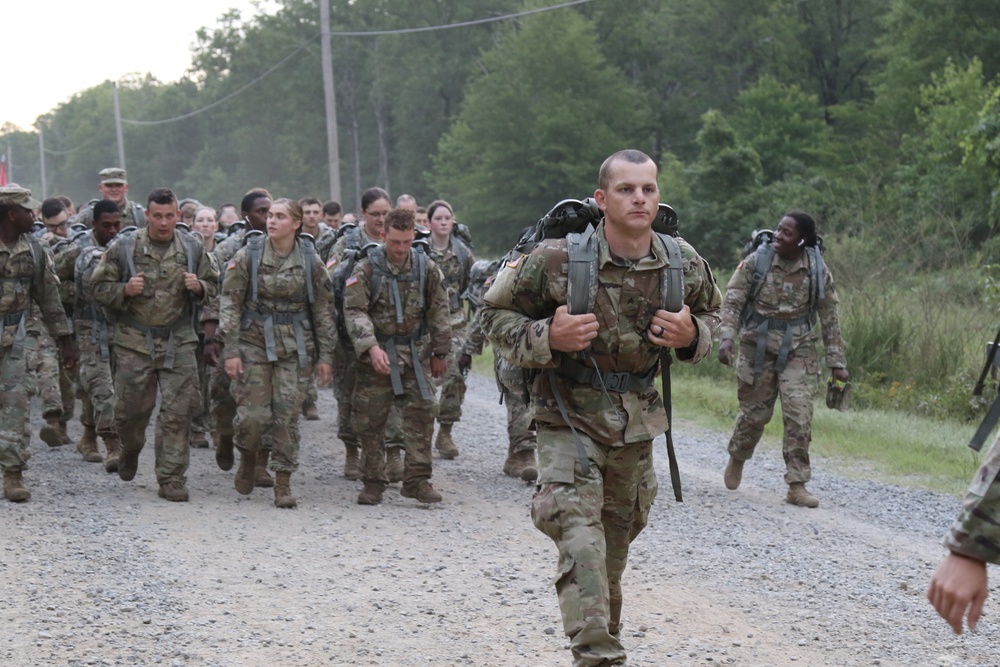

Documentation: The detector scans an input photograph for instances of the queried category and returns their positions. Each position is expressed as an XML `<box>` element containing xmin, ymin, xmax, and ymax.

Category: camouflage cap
<box><xmin>99</xmin><ymin>167</ymin><xmax>127</xmax><ymax>185</ymax></box>
<box><xmin>0</xmin><ymin>185</ymin><xmax>42</xmax><ymax>210</ymax></box>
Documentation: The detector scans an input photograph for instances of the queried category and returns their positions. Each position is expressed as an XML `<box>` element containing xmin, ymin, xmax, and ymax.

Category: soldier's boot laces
<box><xmin>3</xmin><ymin>471</ymin><xmax>30</xmax><ymax>503</ymax></box>
<box><xmin>273</xmin><ymin>471</ymin><xmax>297</xmax><ymax>509</ymax></box>
<box><xmin>158</xmin><ymin>481</ymin><xmax>189</xmax><ymax>502</ymax></box>
<box><xmin>724</xmin><ymin>456</ymin><xmax>744</xmax><ymax>491</ymax></box>
<box><xmin>39</xmin><ymin>415</ymin><xmax>63</xmax><ymax>448</ymax></box>
<box><xmin>102</xmin><ymin>434</ymin><xmax>121</xmax><ymax>473</ymax></box>
<box><xmin>118</xmin><ymin>449</ymin><xmax>140</xmax><ymax>482</ymax></box>
<box><xmin>435</xmin><ymin>424</ymin><xmax>459</xmax><ymax>459</ymax></box>
<box><xmin>215</xmin><ymin>433</ymin><xmax>235</xmax><ymax>471</ymax></box>
<box><xmin>255</xmin><ymin>449</ymin><xmax>274</xmax><ymax>488</ymax></box>
<box><xmin>234</xmin><ymin>450</ymin><xmax>257</xmax><ymax>496</ymax></box>
<box><xmin>401</xmin><ymin>480</ymin><xmax>442</xmax><ymax>504</ymax></box>
<box><xmin>189</xmin><ymin>430</ymin><xmax>210</xmax><ymax>449</ymax></box>
<box><xmin>503</xmin><ymin>448</ymin><xmax>538</xmax><ymax>482</ymax></box>
<box><xmin>786</xmin><ymin>482</ymin><xmax>819</xmax><ymax>508</ymax></box>
<box><xmin>302</xmin><ymin>399</ymin><xmax>320</xmax><ymax>421</ymax></box>
<box><xmin>385</xmin><ymin>446</ymin><xmax>404</xmax><ymax>483</ymax></box>
<box><xmin>343</xmin><ymin>445</ymin><xmax>362</xmax><ymax>481</ymax></box>
<box><xmin>57</xmin><ymin>420</ymin><xmax>73</xmax><ymax>445</ymax></box>
<box><xmin>357</xmin><ymin>483</ymin><xmax>383</xmax><ymax>506</ymax></box>
<box><xmin>78</xmin><ymin>426</ymin><xmax>104</xmax><ymax>463</ymax></box>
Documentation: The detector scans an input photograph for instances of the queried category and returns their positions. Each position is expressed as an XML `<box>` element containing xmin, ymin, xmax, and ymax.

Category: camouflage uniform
<box><xmin>945</xmin><ymin>434</ymin><xmax>1000</xmax><ymax>563</ymax></box>
<box><xmin>219</xmin><ymin>237</ymin><xmax>336</xmax><ymax>473</ymax></box>
<box><xmin>718</xmin><ymin>248</ymin><xmax>846</xmax><ymax>484</ymax></box>
<box><xmin>74</xmin><ymin>199</ymin><xmax>147</xmax><ymax>230</ymax></box>
<box><xmin>481</xmin><ymin>222</ymin><xmax>721</xmax><ymax>667</ymax></box>
<box><xmin>0</xmin><ymin>233</ymin><xmax>71</xmax><ymax>473</ymax></box>
<box><xmin>91</xmin><ymin>228</ymin><xmax>218</xmax><ymax>487</ymax></box>
<box><xmin>344</xmin><ymin>245</ymin><xmax>451</xmax><ymax>492</ymax></box>
<box><xmin>428</xmin><ymin>238</ymin><xmax>475</xmax><ymax>427</ymax></box>
<box><xmin>24</xmin><ymin>304</ymin><xmax>66</xmax><ymax>421</ymax></box>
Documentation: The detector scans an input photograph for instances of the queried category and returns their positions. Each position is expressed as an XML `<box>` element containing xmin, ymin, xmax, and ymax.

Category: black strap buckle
<box><xmin>593</xmin><ymin>370</ymin><xmax>629</xmax><ymax>393</ymax></box>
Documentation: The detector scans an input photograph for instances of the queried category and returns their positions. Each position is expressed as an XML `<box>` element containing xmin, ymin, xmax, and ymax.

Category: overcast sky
<box><xmin>3</xmin><ymin>0</ymin><xmax>278</xmax><ymax>130</ymax></box>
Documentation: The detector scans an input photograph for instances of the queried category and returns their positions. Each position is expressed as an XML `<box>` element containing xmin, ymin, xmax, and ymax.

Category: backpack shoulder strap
<box><xmin>116</xmin><ymin>231</ymin><xmax>138</xmax><ymax>281</ymax></box>
<box><xmin>740</xmin><ymin>242</ymin><xmax>775</xmax><ymax>324</ymax></box>
<box><xmin>413</xmin><ymin>246</ymin><xmax>428</xmax><ymax>311</ymax></box>
<box><xmin>25</xmin><ymin>234</ymin><xmax>46</xmax><ymax>289</ymax></box>
<box><xmin>565</xmin><ymin>225</ymin><xmax>598</xmax><ymax>315</ymax></box>
<box><xmin>655</xmin><ymin>232</ymin><xmax>684</xmax><ymax>313</ymax></box>
<box><xmin>245</xmin><ymin>232</ymin><xmax>265</xmax><ymax>302</ymax></box>
<box><xmin>298</xmin><ymin>235</ymin><xmax>316</xmax><ymax>304</ymax></box>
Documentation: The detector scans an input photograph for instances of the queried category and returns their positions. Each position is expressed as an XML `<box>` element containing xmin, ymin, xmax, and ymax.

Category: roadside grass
<box><xmin>472</xmin><ymin>346</ymin><xmax>987</xmax><ymax>497</ymax></box>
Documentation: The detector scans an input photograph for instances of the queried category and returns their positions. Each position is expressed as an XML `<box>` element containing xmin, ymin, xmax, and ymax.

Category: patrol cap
<box><xmin>0</xmin><ymin>185</ymin><xmax>42</xmax><ymax>210</ymax></box>
<box><xmin>99</xmin><ymin>167</ymin><xmax>128</xmax><ymax>185</ymax></box>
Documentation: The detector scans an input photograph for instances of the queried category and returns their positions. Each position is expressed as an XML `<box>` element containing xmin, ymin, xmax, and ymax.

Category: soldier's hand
<box><xmin>203</xmin><ymin>340</ymin><xmax>222</xmax><ymax>367</ymax></box>
<box><xmin>225</xmin><ymin>357</ymin><xmax>243</xmax><ymax>381</ymax></box>
<box><xmin>369</xmin><ymin>345</ymin><xmax>391</xmax><ymax>376</ymax></box>
<box><xmin>183</xmin><ymin>272</ymin><xmax>204</xmax><ymax>296</ymax></box>
<box><xmin>431</xmin><ymin>356</ymin><xmax>448</xmax><ymax>378</ymax></box>
<box><xmin>124</xmin><ymin>272</ymin><xmax>145</xmax><ymax>297</ymax></box>
<box><xmin>549</xmin><ymin>305</ymin><xmax>599</xmax><ymax>352</ymax></box>
<box><xmin>458</xmin><ymin>353</ymin><xmax>472</xmax><ymax>376</ymax></box>
<box><xmin>832</xmin><ymin>367</ymin><xmax>849</xmax><ymax>382</ymax></box>
<box><xmin>718</xmin><ymin>339</ymin><xmax>735</xmax><ymax>366</ymax></box>
<box><xmin>648</xmin><ymin>306</ymin><xmax>696</xmax><ymax>349</ymax></box>
<box><xmin>316</xmin><ymin>363</ymin><xmax>333</xmax><ymax>387</ymax></box>
<box><xmin>58</xmin><ymin>336</ymin><xmax>78</xmax><ymax>370</ymax></box>
<box><xmin>928</xmin><ymin>552</ymin><xmax>989</xmax><ymax>634</ymax></box>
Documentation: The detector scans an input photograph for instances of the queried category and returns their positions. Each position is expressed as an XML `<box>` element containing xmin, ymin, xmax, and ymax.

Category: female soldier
<box><xmin>425</xmin><ymin>200</ymin><xmax>474</xmax><ymax>460</ymax></box>
<box><xmin>220</xmin><ymin>198</ymin><xmax>336</xmax><ymax>508</ymax></box>
<box><xmin>718</xmin><ymin>211</ymin><xmax>848</xmax><ymax>507</ymax></box>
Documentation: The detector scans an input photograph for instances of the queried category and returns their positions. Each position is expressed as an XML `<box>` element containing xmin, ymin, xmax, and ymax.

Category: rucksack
<box><xmin>738</xmin><ymin>228</ymin><xmax>827</xmax><ymax>375</ymax></box>
<box><xmin>1</xmin><ymin>233</ymin><xmax>53</xmax><ymax>358</ymax></box>
<box><xmin>74</xmin><ymin>244</ymin><xmax>112</xmax><ymax>361</ymax></box>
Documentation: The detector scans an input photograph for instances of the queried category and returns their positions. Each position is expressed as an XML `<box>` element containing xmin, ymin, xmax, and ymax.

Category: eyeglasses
<box><xmin>364</xmin><ymin>210</ymin><xmax>389</xmax><ymax>219</ymax></box>
<box><xmin>44</xmin><ymin>222</ymin><xmax>68</xmax><ymax>231</ymax></box>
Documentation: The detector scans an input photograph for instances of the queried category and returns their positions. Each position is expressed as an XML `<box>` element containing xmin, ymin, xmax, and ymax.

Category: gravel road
<box><xmin>2</xmin><ymin>371</ymin><xmax>997</xmax><ymax>667</ymax></box>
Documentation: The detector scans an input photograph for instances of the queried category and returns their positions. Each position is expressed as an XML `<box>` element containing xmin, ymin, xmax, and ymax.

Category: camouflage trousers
<box><xmin>531</xmin><ymin>426</ymin><xmax>657</xmax><ymax>667</ymax></box>
<box><xmin>353</xmin><ymin>361</ymin><xmax>437</xmax><ymax>488</ymax></box>
<box><xmin>76</xmin><ymin>325</ymin><xmax>116</xmax><ymax>436</ymax></box>
<box><xmin>25</xmin><ymin>332</ymin><xmax>64</xmax><ymax>419</ymax></box>
<box><xmin>503</xmin><ymin>388</ymin><xmax>536</xmax><ymax>453</ymax></box>
<box><xmin>210</xmin><ymin>362</ymin><xmax>236</xmax><ymax>437</ymax></box>
<box><xmin>0</xmin><ymin>342</ymin><xmax>34</xmax><ymax>472</ymax></box>
<box><xmin>727</xmin><ymin>342</ymin><xmax>820</xmax><ymax>484</ymax></box>
<box><xmin>434</xmin><ymin>335</ymin><xmax>467</xmax><ymax>425</ymax></box>
<box><xmin>190</xmin><ymin>338</ymin><xmax>212</xmax><ymax>436</ymax></box>
<box><xmin>230</xmin><ymin>345</ymin><xmax>311</xmax><ymax>473</ymax></box>
<box><xmin>334</xmin><ymin>344</ymin><xmax>406</xmax><ymax>450</ymax></box>
<box><xmin>113</xmin><ymin>343</ymin><xmax>197</xmax><ymax>485</ymax></box>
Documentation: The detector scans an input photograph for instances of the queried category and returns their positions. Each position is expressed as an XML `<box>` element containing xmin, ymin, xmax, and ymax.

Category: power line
<box><xmin>119</xmin><ymin>0</ymin><xmax>593</xmax><ymax>127</ymax></box>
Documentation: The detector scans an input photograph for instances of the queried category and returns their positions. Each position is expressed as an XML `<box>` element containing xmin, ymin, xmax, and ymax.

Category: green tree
<box><xmin>430</xmin><ymin>9</ymin><xmax>652</xmax><ymax>251</ymax></box>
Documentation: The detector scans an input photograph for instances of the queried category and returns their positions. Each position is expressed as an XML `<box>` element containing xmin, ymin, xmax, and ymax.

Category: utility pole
<box><xmin>320</xmin><ymin>0</ymin><xmax>342</xmax><ymax>202</ymax></box>
<box><xmin>112</xmin><ymin>81</ymin><xmax>127</xmax><ymax>171</ymax></box>
<box><xmin>37</xmin><ymin>126</ymin><xmax>47</xmax><ymax>198</ymax></box>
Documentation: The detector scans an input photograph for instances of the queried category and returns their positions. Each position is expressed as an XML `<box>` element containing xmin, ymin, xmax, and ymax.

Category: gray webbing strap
<box><xmin>9</xmin><ymin>311</ymin><xmax>27</xmax><ymax>359</ymax></box>
<box><xmin>751</xmin><ymin>314</ymin><xmax>812</xmax><ymax>375</ymax></box>
<box><xmin>262</xmin><ymin>315</ymin><xmax>277</xmax><ymax>362</ymax></box>
<box><xmin>548</xmin><ymin>368</ymin><xmax>591</xmax><ymax>477</ymax></box>
<box><xmin>292</xmin><ymin>320</ymin><xmax>308</xmax><ymax>368</ymax></box>
<box><xmin>97</xmin><ymin>320</ymin><xmax>110</xmax><ymax>362</ymax></box>
<box><xmin>385</xmin><ymin>338</ymin><xmax>404</xmax><ymax>396</ymax></box>
<box><xmin>659</xmin><ymin>234</ymin><xmax>684</xmax><ymax>312</ymax></box>
<box><xmin>389</xmin><ymin>279</ymin><xmax>404</xmax><ymax>324</ymax></box>
<box><xmin>120</xmin><ymin>315</ymin><xmax>184</xmax><ymax>369</ymax></box>
<box><xmin>410</xmin><ymin>339</ymin><xmax>432</xmax><ymax>401</ymax></box>
<box><xmin>566</xmin><ymin>226</ymin><xmax>597</xmax><ymax>315</ymax></box>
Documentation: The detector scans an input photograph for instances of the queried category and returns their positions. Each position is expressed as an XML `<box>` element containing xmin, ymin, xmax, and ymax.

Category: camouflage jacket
<box><xmin>91</xmin><ymin>228</ymin><xmax>218</xmax><ymax>355</ymax></box>
<box><xmin>480</xmin><ymin>222</ymin><xmax>721</xmax><ymax>446</ymax></box>
<box><xmin>328</xmin><ymin>225</ymin><xmax>380</xmax><ymax>266</ymax></box>
<box><xmin>74</xmin><ymin>198</ymin><xmax>147</xmax><ymax>229</ymax></box>
<box><xmin>200</xmin><ymin>228</ymin><xmax>252</xmax><ymax>325</ymax></box>
<box><xmin>0</xmin><ymin>234</ymin><xmax>70</xmax><ymax>348</ymax></box>
<box><xmin>52</xmin><ymin>229</ymin><xmax>101</xmax><ymax>311</ymax></box>
<box><xmin>219</xmin><ymin>238</ymin><xmax>337</xmax><ymax>366</ymax></box>
<box><xmin>344</xmin><ymin>247</ymin><xmax>451</xmax><ymax>369</ymax></box>
<box><xmin>310</xmin><ymin>226</ymin><xmax>337</xmax><ymax>264</ymax></box>
<box><xmin>428</xmin><ymin>238</ymin><xmax>475</xmax><ymax>331</ymax></box>
<box><xmin>945</xmin><ymin>434</ymin><xmax>1000</xmax><ymax>564</ymax></box>
<box><xmin>718</xmin><ymin>250</ymin><xmax>846</xmax><ymax>369</ymax></box>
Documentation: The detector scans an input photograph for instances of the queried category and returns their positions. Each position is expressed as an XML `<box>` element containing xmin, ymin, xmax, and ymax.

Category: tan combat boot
<box><xmin>78</xmin><ymin>426</ymin><xmax>103</xmax><ymax>463</ymax></box>
<box><xmin>158</xmin><ymin>481</ymin><xmax>189</xmax><ymax>502</ymax></box>
<box><xmin>57</xmin><ymin>420</ymin><xmax>72</xmax><ymax>445</ymax></box>
<box><xmin>343</xmin><ymin>445</ymin><xmax>362</xmax><ymax>481</ymax></box>
<box><xmin>103</xmin><ymin>434</ymin><xmax>121</xmax><ymax>473</ymax></box>
<box><xmin>357</xmin><ymin>482</ymin><xmax>383</xmax><ymax>505</ymax></box>
<box><xmin>118</xmin><ymin>449</ymin><xmax>140</xmax><ymax>481</ymax></box>
<box><xmin>502</xmin><ymin>447</ymin><xmax>538</xmax><ymax>482</ymax></box>
<box><xmin>401</xmin><ymin>479</ymin><xmax>442</xmax><ymax>504</ymax></box>
<box><xmin>215</xmin><ymin>433</ymin><xmax>235</xmax><ymax>471</ymax></box>
<box><xmin>189</xmin><ymin>430</ymin><xmax>209</xmax><ymax>448</ymax></box>
<box><xmin>39</xmin><ymin>415</ymin><xmax>63</xmax><ymax>448</ymax></box>
<box><xmin>234</xmin><ymin>450</ymin><xmax>257</xmax><ymax>495</ymax></box>
<box><xmin>255</xmin><ymin>449</ymin><xmax>274</xmax><ymax>487</ymax></box>
<box><xmin>273</xmin><ymin>471</ymin><xmax>297</xmax><ymax>509</ymax></box>
<box><xmin>724</xmin><ymin>456</ymin><xmax>744</xmax><ymax>490</ymax></box>
<box><xmin>786</xmin><ymin>482</ymin><xmax>819</xmax><ymax>508</ymax></box>
<box><xmin>302</xmin><ymin>399</ymin><xmax>320</xmax><ymax>421</ymax></box>
<box><xmin>435</xmin><ymin>423</ymin><xmax>459</xmax><ymax>459</ymax></box>
<box><xmin>3</xmin><ymin>471</ymin><xmax>30</xmax><ymax>502</ymax></box>
<box><xmin>385</xmin><ymin>446</ymin><xmax>404</xmax><ymax>483</ymax></box>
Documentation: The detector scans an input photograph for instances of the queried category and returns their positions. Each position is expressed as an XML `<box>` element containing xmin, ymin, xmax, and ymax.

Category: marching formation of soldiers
<box><xmin>0</xmin><ymin>168</ymin><xmax>508</xmax><ymax>508</ymax></box>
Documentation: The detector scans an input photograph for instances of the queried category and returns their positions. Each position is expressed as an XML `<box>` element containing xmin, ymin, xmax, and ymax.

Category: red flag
<box><xmin>0</xmin><ymin>155</ymin><xmax>6</xmax><ymax>186</ymax></box>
